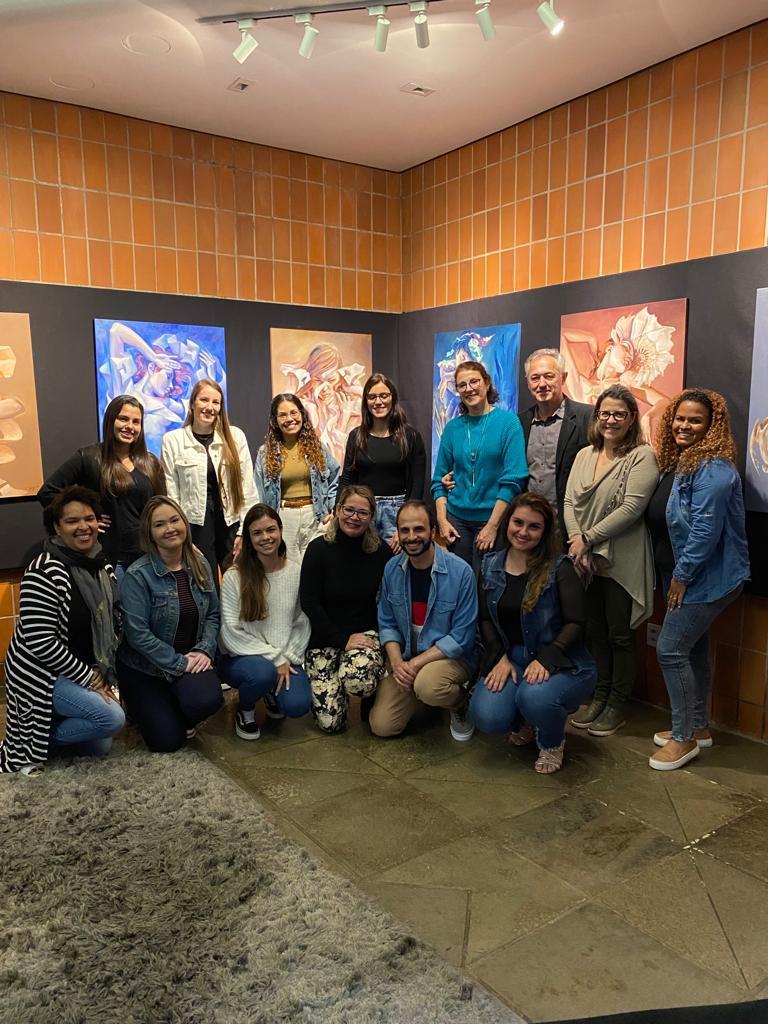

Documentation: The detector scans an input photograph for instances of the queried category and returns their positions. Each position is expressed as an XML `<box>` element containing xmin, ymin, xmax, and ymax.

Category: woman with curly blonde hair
<box><xmin>254</xmin><ymin>394</ymin><xmax>339</xmax><ymax>562</ymax></box>
<box><xmin>647</xmin><ymin>389</ymin><xmax>750</xmax><ymax>771</ymax></box>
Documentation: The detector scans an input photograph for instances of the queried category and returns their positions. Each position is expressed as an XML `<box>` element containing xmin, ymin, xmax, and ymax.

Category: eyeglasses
<box><xmin>340</xmin><ymin>506</ymin><xmax>371</xmax><ymax>520</ymax></box>
<box><xmin>367</xmin><ymin>392</ymin><xmax>391</xmax><ymax>402</ymax></box>
<box><xmin>597</xmin><ymin>409</ymin><xmax>629</xmax><ymax>422</ymax></box>
<box><xmin>456</xmin><ymin>377</ymin><xmax>484</xmax><ymax>392</ymax></box>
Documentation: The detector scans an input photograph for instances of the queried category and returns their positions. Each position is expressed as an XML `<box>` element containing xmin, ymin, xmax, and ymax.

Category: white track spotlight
<box><xmin>409</xmin><ymin>1</ymin><xmax>429</xmax><ymax>48</ymax></box>
<box><xmin>233</xmin><ymin>18</ymin><xmax>258</xmax><ymax>63</ymax></box>
<box><xmin>368</xmin><ymin>5</ymin><xmax>390</xmax><ymax>52</ymax></box>
<box><xmin>296</xmin><ymin>13</ymin><xmax>319</xmax><ymax>58</ymax></box>
<box><xmin>537</xmin><ymin>0</ymin><xmax>564</xmax><ymax>35</ymax></box>
<box><xmin>475</xmin><ymin>0</ymin><xmax>495</xmax><ymax>40</ymax></box>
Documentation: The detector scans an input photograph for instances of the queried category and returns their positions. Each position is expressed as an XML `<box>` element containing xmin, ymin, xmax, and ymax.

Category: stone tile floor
<box><xmin>3</xmin><ymin>692</ymin><xmax>768</xmax><ymax>1022</ymax></box>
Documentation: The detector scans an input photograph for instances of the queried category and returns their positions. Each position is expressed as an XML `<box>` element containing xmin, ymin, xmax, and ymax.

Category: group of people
<box><xmin>0</xmin><ymin>349</ymin><xmax>750</xmax><ymax>781</ymax></box>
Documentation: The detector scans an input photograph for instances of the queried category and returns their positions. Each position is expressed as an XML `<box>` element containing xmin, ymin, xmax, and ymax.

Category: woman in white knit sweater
<box><xmin>218</xmin><ymin>503</ymin><xmax>312</xmax><ymax>740</ymax></box>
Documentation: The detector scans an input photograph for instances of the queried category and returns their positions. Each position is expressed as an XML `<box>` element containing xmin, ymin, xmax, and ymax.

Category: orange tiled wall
<box><xmin>0</xmin><ymin>95</ymin><xmax>403</xmax><ymax>312</ymax></box>
<box><xmin>401</xmin><ymin>21</ymin><xmax>768</xmax><ymax>311</ymax></box>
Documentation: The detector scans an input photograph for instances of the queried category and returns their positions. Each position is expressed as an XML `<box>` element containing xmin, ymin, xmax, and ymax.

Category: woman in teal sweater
<box><xmin>431</xmin><ymin>360</ymin><xmax>528</xmax><ymax>574</ymax></box>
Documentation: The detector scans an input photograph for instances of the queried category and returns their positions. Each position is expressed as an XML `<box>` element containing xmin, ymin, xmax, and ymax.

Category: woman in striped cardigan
<box><xmin>0</xmin><ymin>486</ymin><xmax>125</xmax><ymax>776</ymax></box>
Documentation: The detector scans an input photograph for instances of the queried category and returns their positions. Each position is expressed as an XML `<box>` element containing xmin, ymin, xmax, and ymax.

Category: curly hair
<box><xmin>654</xmin><ymin>388</ymin><xmax>736</xmax><ymax>473</ymax></box>
<box><xmin>263</xmin><ymin>394</ymin><xmax>327</xmax><ymax>480</ymax></box>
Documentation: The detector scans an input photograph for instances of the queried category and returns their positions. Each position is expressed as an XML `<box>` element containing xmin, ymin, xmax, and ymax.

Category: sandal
<box><xmin>534</xmin><ymin>742</ymin><xmax>565</xmax><ymax>775</ymax></box>
<box><xmin>507</xmin><ymin>724</ymin><xmax>535</xmax><ymax>746</ymax></box>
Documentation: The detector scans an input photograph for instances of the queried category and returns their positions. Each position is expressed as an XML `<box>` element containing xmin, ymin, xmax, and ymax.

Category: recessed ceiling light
<box><xmin>122</xmin><ymin>34</ymin><xmax>172</xmax><ymax>55</ymax></box>
<box><xmin>49</xmin><ymin>73</ymin><xmax>95</xmax><ymax>91</ymax></box>
<box><xmin>400</xmin><ymin>82</ymin><xmax>435</xmax><ymax>96</ymax></box>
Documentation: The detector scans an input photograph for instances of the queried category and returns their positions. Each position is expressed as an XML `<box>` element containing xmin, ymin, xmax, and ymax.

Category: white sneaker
<box><xmin>449</xmin><ymin>706</ymin><xmax>475</xmax><ymax>742</ymax></box>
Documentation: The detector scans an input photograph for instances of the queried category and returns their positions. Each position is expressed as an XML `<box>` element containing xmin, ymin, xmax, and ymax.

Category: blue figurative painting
<box><xmin>94</xmin><ymin>319</ymin><xmax>227</xmax><ymax>456</ymax></box>
<box><xmin>431</xmin><ymin>324</ymin><xmax>521</xmax><ymax>470</ymax></box>
<box><xmin>746</xmin><ymin>288</ymin><xmax>768</xmax><ymax>514</ymax></box>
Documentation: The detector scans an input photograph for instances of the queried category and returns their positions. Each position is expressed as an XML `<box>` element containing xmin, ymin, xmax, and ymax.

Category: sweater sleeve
<box><xmin>583</xmin><ymin>446</ymin><xmax>658</xmax><ymax>545</ymax></box>
<box><xmin>339</xmin><ymin>431</ymin><xmax>358</xmax><ymax>492</ymax></box>
<box><xmin>496</xmin><ymin>413</ymin><xmax>528</xmax><ymax>504</ymax></box>
<box><xmin>285</xmin><ymin>596</ymin><xmax>311</xmax><ymax>665</ymax></box>
<box><xmin>219</xmin><ymin>569</ymin><xmax>284</xmax><ymax>662</ymax></box>
<box><xmin>37</xmin><ymin>450</ymin><xmax>94</xmax><ymax>507</ymax></box>
<box><xmin>563</xmin><ymin>446</ymin><xmax>588</xmax><ymax>541</ymax></box>
<box><xmin>299</xmin><ymin>541</ymin><xmax>348</xmax><ymax>649</ymax></box>
<box><xmin>431</xmin><ymin>423</ymin><xmax>455</xmax><ymax>501</ymax></box>
<box><xmin>18</xmin><ymin>563</ymin><xmax>93</xmax><ymax>686</ymax></box>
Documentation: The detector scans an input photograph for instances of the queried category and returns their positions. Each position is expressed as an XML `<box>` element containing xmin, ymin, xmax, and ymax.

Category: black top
<box><xmin>479</xmin><ymin>560</ymin><xmax>586</xmax><ymax>675</ymax></box>
<box><xmin>108</xmin><ymin>469</ymin><xmax>153</xmax><ymax>564</ymax></box>
<box><xmin>299</xmin><ymin>530</ymin><xmax>392</xmax><ymax>650</ymax></box>
<box><xmin>172</xmin><ymin>570</ymin><xmax>199</xmax><ymax>654</ymax></box>
<box><xmin>340</xmin><ymin>426</ymin><xmax>426</xmax><ymax>499</ymax></box>
<box><xmin>193</xmin><ymin>431</ymin><xmax>222</xmax><ymax>519</ymax></box>
<box><xmin>66</xmin><ymin>570</ymin><xmax>95</xmax><ymax>668</ymax></box>
<box><xmin>646</xmin><ymin>471</ymin><xmax>676</xmax><ymax>578</ymax></box>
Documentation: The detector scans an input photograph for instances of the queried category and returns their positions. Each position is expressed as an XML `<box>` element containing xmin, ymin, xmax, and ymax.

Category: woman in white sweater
<box><xmin>218</xmin><ymin>503</ymin><xmax>312</xmax><ymax>740</ymax></box>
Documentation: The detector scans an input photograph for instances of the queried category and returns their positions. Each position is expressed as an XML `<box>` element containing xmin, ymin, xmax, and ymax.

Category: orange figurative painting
<box><xmin>0</xmin><ymin>313</ymin><xmax>44</xmax><ymax>498</ymax></box>
<box><xmin>560</xmin><ymin>299</ymin><xmax>688</xmax><ymax>443</ymax></box>
<box><xmin>269</xmin><ymin>328</ymin><xmax>371</xmax><ymax>466</ymax></box>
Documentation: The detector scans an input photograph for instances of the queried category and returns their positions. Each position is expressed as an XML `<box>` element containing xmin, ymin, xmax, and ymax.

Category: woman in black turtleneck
<box><xmin>299</xmin><ymin>485</ymin><xmax>391</xmax><ymax>734</ymax></box>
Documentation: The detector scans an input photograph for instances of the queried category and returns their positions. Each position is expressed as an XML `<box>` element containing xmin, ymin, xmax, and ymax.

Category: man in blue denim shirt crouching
<box><xmin>369</xmin><ymin>500</ymin><xmax>478</xmax><ymax>741</ymax></box>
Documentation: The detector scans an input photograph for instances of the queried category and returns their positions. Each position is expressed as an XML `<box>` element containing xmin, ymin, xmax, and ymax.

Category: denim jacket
<box><xmin>254</xmin><ymin>443</ymin><xmax>340</xmax><ymax>522</ymax></box>
<box><xmin>119</xmin><ymin>552</ymin><xmax>220</xmax><ymax>678</ymax></box>
<box><xmin>377</xmin><ymin>544</ymin><xmax>478</xmax><ymax>666</ymax></box>
<box><xmin>479</xmin><ymin>551</ymin><xmax>594</xmax><ymax>674</ymax></box>
<box><xmin>666</xmin><ymin>458</ymin><xmax>750</xmax><ymax>604</ymax></box>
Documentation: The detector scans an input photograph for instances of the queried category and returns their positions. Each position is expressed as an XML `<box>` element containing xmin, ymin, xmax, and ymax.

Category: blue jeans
<box><xmin>374</xmin><ymin>495</ymin><xmax>405</xmax><ymax>546</ymax></box>
<box><xmin>218</xmin><ymin>654</ymin><xmax>313</xmax><ymax>717</ymax></box>
<box><xmin>470</xmin><ymin>644</ymin><xmax>596</xmax><ymax>749</ymax></box>
<box><xmin>446</xmin><ymin>512</ymin><xmax>504</xmax><ymax>577</ymax></box>
<box><xmin>51</xmin><ymin>674</ymin><xmax>126</xmax><ymax>756</ymax></box>
<box><xmin>656</xmin><ymin>584</ymin><xmax>742</xmax><ymax>741</ymax></box>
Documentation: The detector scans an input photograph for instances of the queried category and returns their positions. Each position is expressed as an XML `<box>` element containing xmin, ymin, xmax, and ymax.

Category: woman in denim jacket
<box><xmin>649</xmin><ymin>389</ymin><xmax>750</xmax><ymax>771</ymax></box>
<box><xmin>119</xmin><ymin>496</ymin><xmax>223</xmax><ymax>752</ymax></box>
<box><xmin>254</xmin><ymin>394</ymin><xmax>339</xmax><ymax>563</ymax></box>
<box><xmin>470</xmin><ymin>492</ymin><xmax>596</xmax><ymax>774</ymax></box>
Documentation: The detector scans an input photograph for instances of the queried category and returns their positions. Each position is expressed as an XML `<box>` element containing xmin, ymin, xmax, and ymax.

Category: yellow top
<box><xmin>280</xmin><ymin>443</ymin><xmax>312</xmax><ymax>499</ymax></box>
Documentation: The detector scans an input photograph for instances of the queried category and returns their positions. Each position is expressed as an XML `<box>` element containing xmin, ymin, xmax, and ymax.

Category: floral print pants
<box><xmin>305</xmin><ymin>631</ymin><xmax>385</xmax><ymax>734</ymax></box>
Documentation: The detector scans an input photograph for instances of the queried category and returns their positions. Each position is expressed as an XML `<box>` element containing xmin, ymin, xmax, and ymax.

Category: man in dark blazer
<box><xmin>518</xmin><ymin>348</ymin><xmax>593</xmax><ymax>533</ymax></box>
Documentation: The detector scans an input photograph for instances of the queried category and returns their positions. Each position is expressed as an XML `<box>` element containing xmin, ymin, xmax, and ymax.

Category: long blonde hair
<box><xmin>140</xmin><ymin>495</ymin><xmax>210</xmax><ymax>589</ymax></box>
<box><xmin>184</xmin><ymin>379</ymin><xmax>245</xmax><ymax>515</ymax></box>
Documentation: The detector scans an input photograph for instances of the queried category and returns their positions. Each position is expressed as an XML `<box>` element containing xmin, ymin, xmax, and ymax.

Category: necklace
<box><xmin>465</xmin><ymin>408</ymin><xmax>494</xmax><ymax>488</ymax></box>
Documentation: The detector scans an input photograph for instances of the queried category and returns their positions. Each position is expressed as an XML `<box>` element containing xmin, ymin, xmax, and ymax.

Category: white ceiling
<box><xmin>1</xmin><ymin>0</ymin><xmax>767</xmax><ymax>170</ymax></box>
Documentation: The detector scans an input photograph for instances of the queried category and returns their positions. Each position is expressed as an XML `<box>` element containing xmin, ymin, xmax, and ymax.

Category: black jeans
<box><xmin>585</xmin><ymin>575</ymin><xmax>636</xmax><ymax>708</ymax></box>
<box><xmin>191</xmin><ymin>511</ymin><xmax>238</xmax><ymax>592</ymax></box>
<box><xmin>119</xmin><ymin>664</ymin><xmax>224</xmax><ymax>753</ymax></box>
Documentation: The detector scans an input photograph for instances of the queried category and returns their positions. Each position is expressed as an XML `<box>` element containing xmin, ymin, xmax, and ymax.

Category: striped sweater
<box><xmin>0</xmin><ymin>553</ymin><xmax>104</xmax><ymax>773</ymax></box>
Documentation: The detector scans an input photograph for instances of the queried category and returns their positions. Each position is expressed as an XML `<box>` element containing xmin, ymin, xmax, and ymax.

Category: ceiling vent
<box><xmin>227</xmin><ymin>77</ymin><xmax>255</xmax><ymax>93</ymax></box>
<box><xmin>399</xmin><ymin>82</ymin><xmax>434</xmax><ymax>97</ymax></box>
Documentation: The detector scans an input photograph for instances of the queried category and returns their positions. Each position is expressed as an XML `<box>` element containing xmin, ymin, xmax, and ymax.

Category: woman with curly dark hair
<box><xmin>647</xmin><ymin>389</ymin><xmax>749</xmax><ymax>771</ymax></box>
<box><xmin>255</xmin><ymin>394</ymin><xmax>339</xmax><ymax>563</ymax></box>
<box><xmin>470</xmin><ymin>493</ymin><xmax>596</xmax><ymax>774</ymax></box>
<box><xmin>340</xmin><ymin>374</ymin><xmax>426</xmax><ymax>552</ymax></box>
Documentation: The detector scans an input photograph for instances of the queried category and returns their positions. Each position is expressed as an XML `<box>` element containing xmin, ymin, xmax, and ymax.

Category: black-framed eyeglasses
<box><xmin>340</xmin><ymin>506</ymin><xmax>371</xmax><ymax>520</ymax></box>
<box><xmin>597</xmin><ymin>410</ymin><xmax>629</xmax><ymax>422</ymax></box>
<box><xmin>456</xmin><ymin>377</ymin><xmax>484</xmax><ymax>392</ymax></box>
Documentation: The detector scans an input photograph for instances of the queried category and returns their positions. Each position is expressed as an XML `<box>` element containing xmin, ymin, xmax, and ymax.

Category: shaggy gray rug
<box><xmin>0</xmin><ymin>749</ymin><xmax>525</xmax><ymax>1024</ymax></box>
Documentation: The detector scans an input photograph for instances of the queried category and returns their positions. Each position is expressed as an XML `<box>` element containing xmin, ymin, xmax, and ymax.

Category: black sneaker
<box><xmin>570</xmin><ymin>699</ymin><xmax>606</xmax><ymax>730</ymax></box>
<box><xmin>235</xmin><ymin>711</ymin><xmax>261</xmax><ymax>741</ymax></box>
<box><xmin>587</xmin><ymin>705</ymin><xmax>626</xmax><ymax>737</ymax></box>
<box><xmin>263</xmin><ymin>693</ymin><xmax>285</xmax><ymax>720</ymax></box>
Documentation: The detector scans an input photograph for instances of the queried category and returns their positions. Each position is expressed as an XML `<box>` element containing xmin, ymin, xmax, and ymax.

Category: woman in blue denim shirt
<box><xmin>254</xmin><ymin>394</ymin><xmax>339</xmax><ymax>563</ymax></box>
<box><xmin>649</xmin><ymin>389</ymin><xmax>750</xmax><ymax>771</ymax></box>
<box><xmin>470</xmin><ymin>492</ymin><xmax>597</xmax><ymax>774</ymax></box>
<box><xmin>119</xmin><ymin>496</ymin><xmax>223</xmax><ymax>752</ymax></box>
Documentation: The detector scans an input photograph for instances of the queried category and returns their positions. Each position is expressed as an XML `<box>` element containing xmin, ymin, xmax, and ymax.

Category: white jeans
<box><xmin>280</xmin><ymin>504</ymin><xmax>321</xmax><ymax>563</ymax></box>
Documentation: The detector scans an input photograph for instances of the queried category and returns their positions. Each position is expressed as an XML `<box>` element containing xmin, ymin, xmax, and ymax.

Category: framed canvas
<box><xmin>0</xmin><ymin>312</ymin><xmax>44</xmax><ymax>498</ymax></box>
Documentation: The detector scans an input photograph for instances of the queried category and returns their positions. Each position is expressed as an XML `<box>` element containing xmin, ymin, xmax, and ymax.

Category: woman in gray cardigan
<box><xmin>563</xmin><ymin>384</ymin><xmax>657</xmax><ymax>737</ymax></box>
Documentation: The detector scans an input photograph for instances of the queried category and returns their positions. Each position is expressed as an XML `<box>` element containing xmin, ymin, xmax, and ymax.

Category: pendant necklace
<box><xmin>466</xmin><ymin>408</ymin><xmax>494</xmax><ymax>489</ymax></box>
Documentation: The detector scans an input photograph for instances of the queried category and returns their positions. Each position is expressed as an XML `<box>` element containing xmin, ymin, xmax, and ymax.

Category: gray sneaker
<box><xmin>587</xmin><ymin>705</ymin><xmax>626</xmax><ymax>737</ymax></box>
<box><xmin>449</xmin><ymin>706</ymin><xmax>475</xmax><ymax>742</ymax></box>
<box><xmin>570</xmin><ymin>699</ymin><xmax>606</xmax><ymax>730</ymax></box>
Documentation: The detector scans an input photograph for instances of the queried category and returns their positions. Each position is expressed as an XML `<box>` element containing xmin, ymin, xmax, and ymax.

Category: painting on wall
<box><xmin>94</xmin><ymin>319</ymin><xmax>227</xmax><ymax>457</ymax></box>
<box><xmin>431</xmin><ymin>324</ymin><xmax>521</xmax><ymax>470</ymax></box>
<box><xmin>560</xmin><ymin>299</ymin><xmax>688</xmax><ymax>443</ymax></box>
<box><xmin>746</xmin><ymin>288</ymin><xmax>768</xmax><ymax>514</ymax></box>
<box><xmin>269</xmin><ymin>328</ymin><xmax>371</xmax><ymax>466</ymax></box>
<box><xmin>0</xmin><ymin>312</ymin><xmax>44</xmax><ymax>498</ymax></box>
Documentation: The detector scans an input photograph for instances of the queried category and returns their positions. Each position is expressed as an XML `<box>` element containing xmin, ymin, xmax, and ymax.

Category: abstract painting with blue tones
<box><xmin>94</xmin><ymin>319</ymin><xmax>227</xmax><ymax>456</ymax></box>
<box><xmin>431</xmin><ymin>323</ymin><xmax>521</xmax><ymax>470</ymax></box>
<box><xmin>746</xmin><ymin>288</ymin><xmax>768</xmax><ymax>514</ymax></box>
